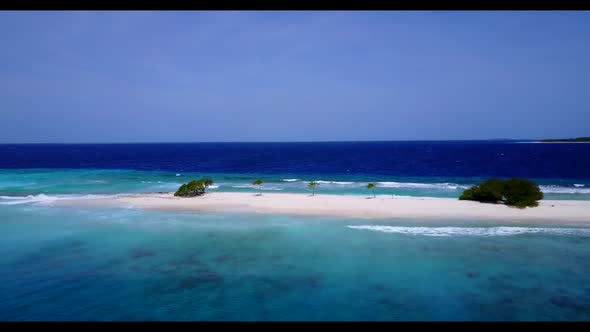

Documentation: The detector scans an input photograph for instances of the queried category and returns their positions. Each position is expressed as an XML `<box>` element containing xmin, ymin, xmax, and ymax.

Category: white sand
<box><xmin>52</xmin><ymin>192</ymin><xmax>590</xmax><ymax>225</ymax></box>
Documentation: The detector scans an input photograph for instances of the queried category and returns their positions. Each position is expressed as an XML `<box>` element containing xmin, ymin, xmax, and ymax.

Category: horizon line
<box><xmin>0</xmin><ymin>139</ymin><xmax>542</xmax><ymax>144</ymax></box>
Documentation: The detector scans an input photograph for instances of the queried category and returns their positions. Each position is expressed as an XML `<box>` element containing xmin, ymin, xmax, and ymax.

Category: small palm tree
<box><xmin>367</xmin><ymin>183</ymin><xmax>376</xmax><ymax>198</ymax></box>
<box><xmin>308</xmin><ymin>181</ymin><xmax>319</xmax><ymax>196</ymax></box>
<box><xmin>252</xmin><ymin>179</ymin><xmax>264</xmax><ymax>196</ymax></box>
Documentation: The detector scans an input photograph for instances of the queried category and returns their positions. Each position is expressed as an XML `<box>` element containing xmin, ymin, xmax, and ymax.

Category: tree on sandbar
<box><xmin>252</xmin><ymin>179</ymin><xmax>264</xmax><ymax>196</ymax></box>
<box><xmin>308</xmin><ymin>181</ymin><xmax>319</xmax><ymax>196</ymax></box>
<box><xmin>367</xmin><ymin>183</ymin><xmax>377</xmax><ymax>198</ymax></box>
<box><xmin>174</xmin><ymin>178</ymin><xmax>214</xmax><ymax>197</ymax></box>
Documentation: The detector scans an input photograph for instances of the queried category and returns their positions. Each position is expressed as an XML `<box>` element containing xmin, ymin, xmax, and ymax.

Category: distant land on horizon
<box><xmin>540</xmin><ymin>137</ymin><xmax>590</xmax><ymax>143</ymax></box>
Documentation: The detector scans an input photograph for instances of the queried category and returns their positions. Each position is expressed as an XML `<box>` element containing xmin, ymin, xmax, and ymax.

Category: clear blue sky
<box><xmin>1</xmin><ymin>11</ymin><xmax>589</xmax><ymax>143</ymax></box>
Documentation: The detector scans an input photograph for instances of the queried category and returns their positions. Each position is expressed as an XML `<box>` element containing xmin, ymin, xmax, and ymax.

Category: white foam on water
<box><xmin>0</xmin><ymin>194</ymin><xmax>120</xmax><ymax>205</ymax></box>
<box><xmin>208</xmin><ymin>185</ymin><xmax>219</xmax><ymax>189</ymax></box>
<box><xmin>0</xmin><ymin>195</ymin><xmax>27</xmax><ymax>200</ymax></box>
<box><xmin>0</xmin><ymin>194</ymin><xmax>59</xmax><ymax>205</ymax></box>
<box><xmin>376</xmin><ymin>182</ymin><xmax>470</xmax><ymax>190</ymax></box>
<box><xmin>231</xmin><ymin>184</ymin><xmax>282</xmax><ymax>190</ymax></box>
<box><xmin>312</xmin><ymin>181</ymin><xmax>355</xmax><ymax>185</ymax></box>
<box><xmin>540</xmin><ymin>185</ymin><xmax>590</xmax><ymax>194</ymax></box>
<box><xmin>297</xmin><ymin>181</ymin><xmax>590</xmax><ymax>194</ymax></box>
<box><xmin>347</xmin><ymin>225</ymin><xmax>590</xmax><ymax>237</ymax></box>
<box><xmin>159</xmin><ymin>179</ymin><xmax>590</xmax><ymax>196</ymax></box>
<box><xmin>189</xmin><ymin>180</ymin><xmax>590</xmax><ymax>195</ymax></box>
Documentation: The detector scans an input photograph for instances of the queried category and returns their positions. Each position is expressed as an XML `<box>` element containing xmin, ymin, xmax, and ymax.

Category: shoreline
<box><xmin>528</xmin><ymin>141</ymin><xmax>590</xmax><ymax>144</ymax></box>
<box><xmin>51</xmin><ymin>192</ymin><xmax>590</xmax><ymax>225</ymax></box>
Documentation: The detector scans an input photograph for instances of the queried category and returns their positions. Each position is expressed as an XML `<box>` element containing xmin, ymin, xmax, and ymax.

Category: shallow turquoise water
<box><xmin>1</xmin><ymin>203</ymin><xmax>589</xmax><ymax>321</ymax></box>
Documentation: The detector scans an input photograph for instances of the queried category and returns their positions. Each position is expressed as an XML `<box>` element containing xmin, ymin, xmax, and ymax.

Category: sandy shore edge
<box><xmin>51</xmin><ymin>192</ymin><xmax>590</xmax><ymax>225</ymax></box>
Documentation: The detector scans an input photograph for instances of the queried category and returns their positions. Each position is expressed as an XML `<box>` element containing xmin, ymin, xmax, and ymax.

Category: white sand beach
<box><xmin>53</xmin><ymin>192</ymin><xmax>590</xmax><ymax>224</ymax></box>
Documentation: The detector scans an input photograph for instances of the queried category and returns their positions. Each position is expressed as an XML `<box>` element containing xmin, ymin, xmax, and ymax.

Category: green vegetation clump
<box><xmin>174</xmin><ymin>178</ymin><xmax>214</xmax><ymax>197</ymax></box>
<box><xmin>503</xmin><ymin>178</ymin><xmax>544</xmax><ymax>208</ymax></box>
<box><xmin>459</xmin><ymin>178</ymin><xmax>504</xmax><ymax>202</ymax></box>
<box><xmin>459</xmin><ymin>178</ymin><xmax>543</xmax><ymax>208</ymax></box>
<box><xmin>541</xmin><ymin>137</ymin><xmax>590</xmax><ymax>142</ymax></box>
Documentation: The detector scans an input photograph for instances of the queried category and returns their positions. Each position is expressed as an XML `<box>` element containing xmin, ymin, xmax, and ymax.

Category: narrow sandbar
<box><xmin>52</xmin><ymin>192</ymin><xmax>590</xmax><ymax>225</ymax></box>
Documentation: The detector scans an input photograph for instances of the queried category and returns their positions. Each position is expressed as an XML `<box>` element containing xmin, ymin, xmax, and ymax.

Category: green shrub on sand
<box><xmin>459</xmin><ymin>178</ymin><xmax>505</xmax><ymax>203</ymax></box>
<box><xmin>459</xmin><ymin>178</ymin><xmax>543</xmax><ymax>208</ymax></box>
<box><xmin>174</xmin><ymin>178</ymin><xmax>214</xmax><ymax>197</ymax></box>
<box><xmin>503</xmin><ymin>178</ymin><xmax>544</xmax><ymax>208</ymax></box>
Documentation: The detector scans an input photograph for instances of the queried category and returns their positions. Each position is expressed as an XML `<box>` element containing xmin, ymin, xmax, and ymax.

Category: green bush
<box><xmin>503</xmin><ymin>178</ymin><xmax>544</xmax><ymax>208</ymax></box>
<box><xmin>459</xmin><ymin>178</ymin><xmax>543</xmax><ymax>208</ymax></box>
<box><xmin>202</xmin><ymin>178</ymin><xmax>213</xmax><ymax>187</ymax></box>
<box><xmin>174</xmin><ymin>178</ymin><xmax>214</xmax><ymax>197</ymax></box>
<box><xmin>459</xmin><ymin>178</ymin><xmax>504</xmax><ymax>203</ymax></box>
<box><xmin>175</xmin><ymin>183</ymin><xmax>189</xmax><ymax>196</ymax></box>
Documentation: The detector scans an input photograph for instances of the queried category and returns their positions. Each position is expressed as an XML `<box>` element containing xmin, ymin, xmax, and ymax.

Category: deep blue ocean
<box><xmin>1</xmin><ymin>141</ymin><xmax>589</xmax><ymax>199</ymax></box>
<box><xmin>2</xmin><ymin>141</ymin><xmax>590</xmax><ymax>179</ymax></box>
<box><xmin>1</xmin><ymin>141</ymin><xmax>590</xmax><ymax>321</ymax></box>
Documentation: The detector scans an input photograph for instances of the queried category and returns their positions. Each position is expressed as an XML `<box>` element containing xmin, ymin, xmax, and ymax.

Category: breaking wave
<box><xmin>220</xmin><ymin>181</ymin><xmax>590</xmax><ymax>194</ymax></box>
<box><xmin>347</xmin><ymin>225</ymin><xmax>590</xmax><ymax>237</ymax></box>
<box><xmin>376</xmin><ymin>182</ymin><xmax>470</xmax><ymax>190</ymax></box>
<box><xmin>312</xmin><ymin>181</ymin><xmax>355</xmax><ymax>185</ymax></box>
<box><xmin>230</xmin><ymin>185</ymin><xmax>282</xmax><ymax>191</ymax></box>
<box><xmin>539</xmin><ymin>185</ymin><xmax>590</xmax><ymax>194</ymax></box>
<box><xmin>0</xmin><ymin>194</ymin><xmax>119</xmax><ymax>205</ymax></box>
<box><xmin>286</xmin><ymin>180</ymin><xmax>468</xmax><ymax>190</ymax></box>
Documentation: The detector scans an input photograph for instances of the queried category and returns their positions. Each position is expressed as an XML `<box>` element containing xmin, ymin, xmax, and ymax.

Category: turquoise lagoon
<box><xmin>1</xmin><ymin>202</ymin><xmax>590</xmax><ymax>320</ymax></box>
<box><xmin>1</xmin><ymin>168</ymin><xmax>590</xmax><ymax>321</ymax></box>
